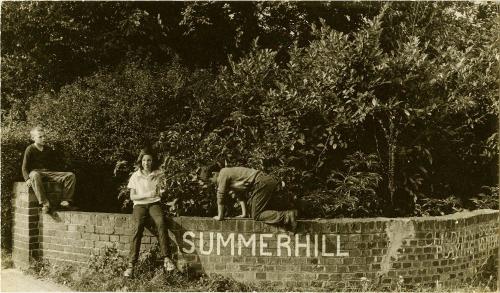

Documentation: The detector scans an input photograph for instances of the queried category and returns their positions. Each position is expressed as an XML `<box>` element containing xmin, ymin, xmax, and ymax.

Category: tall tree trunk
<box><xmin>388</xmin><ymin>118</ymin><xmax>396</xmax><ymax>205</ymax></box>
<box><xmin>377</xmin><ymin>115</ymin><xmax>398</xmax><ymax>206</ymax></box>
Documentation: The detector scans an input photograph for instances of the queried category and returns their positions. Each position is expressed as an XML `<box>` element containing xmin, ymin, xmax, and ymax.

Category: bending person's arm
<box><xmin>236</xmin><ymin>200</ymin><xmax>247</xmax><ymax>218</ymax></box>
<box><xmin>214</xmin><ymin>170</ymin><xmax>230</xmax><ymax>221</ymax></box>
<box><xmin>214</xmin><ymin>204</ymin><xmax>225</xmax><ymax>221</ymax></box>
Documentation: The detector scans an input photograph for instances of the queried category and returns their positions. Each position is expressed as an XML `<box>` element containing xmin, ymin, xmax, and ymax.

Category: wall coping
<box><xmin>59</xmin><ymin>208</ymin><xmax>499</xmax><ymax>222</ymax></box>
<box><xmin>13</xmin><ymin>181</ymin><xmax>497</xmax><ymax>222</ymax></box>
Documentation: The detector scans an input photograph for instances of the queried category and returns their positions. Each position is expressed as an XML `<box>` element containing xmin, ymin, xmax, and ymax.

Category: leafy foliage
<box><xmin>1</xmin><ymin>1</ymin><xmax>373</xmax><ymax>121</ymax></box>
<box><xmin>1</xmin><ymin>123</ymin><xmax>31</xmax><ymax>251</ymax></box>
<box><xmin>1</xmin><ymin>2</ymin><xmax>497</xmax><ymax>224</ymax></box>
<box><xmin>471</xmin><ymin>186</ymin><xmax>499</xmax><ymax>210</ymax></box>
<box><xmin>27</xmin><ymin>60</ymin><xmax>191</xmax><ymax>163</ymax></box>
<box><xmin>414</xmin><ymin>196</ymin><xmax>464</xmax><ymax>217</ymax></box>
<box><xmin>301</xmin><ymin>152</ymin><xmax>383</xmax><ymax>218</ymax></box>
<box><xmin>25</xmin><ymin>61</ymin><xmax>197</xmax><ymax>212</ymax></box>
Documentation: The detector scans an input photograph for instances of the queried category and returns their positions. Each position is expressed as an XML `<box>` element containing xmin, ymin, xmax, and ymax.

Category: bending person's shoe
<box><xmin>60</xmin><ymin>201</ymin><xmax>78</xmax><ymax>211</ymax></box>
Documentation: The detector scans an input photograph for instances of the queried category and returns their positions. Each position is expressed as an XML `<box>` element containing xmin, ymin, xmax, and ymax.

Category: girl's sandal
<box><xmin>123</xmin><ymin>263</ymin><xmax>134</xmax><ymax>277</ymax></box>
<box><xmin>164</xmin><ymin>257</ymin><xmax>176</xmax><ymax>272</ymax></box>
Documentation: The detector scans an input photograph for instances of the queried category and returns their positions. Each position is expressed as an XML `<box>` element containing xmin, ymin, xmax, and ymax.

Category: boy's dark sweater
<box><xmin>22</xmin><ymin>144</ymin><xmax>56</xmax><ymax>180</ymax></box>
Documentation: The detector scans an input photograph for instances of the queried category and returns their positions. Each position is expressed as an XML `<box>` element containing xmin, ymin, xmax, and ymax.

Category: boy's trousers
<box><xmin>29</xmin><ymin>170</ymin><xmax>76</xmax><ymax>206</ymax></box>
<box><xmin>129</xmin><ymin>202</ymin><xmax>170</xmax><ymax>264</ymax></box>
<box><xmin>248</xmin><ymin>173</ymin><xmax>294</xmax><ymax>226</ymax></box>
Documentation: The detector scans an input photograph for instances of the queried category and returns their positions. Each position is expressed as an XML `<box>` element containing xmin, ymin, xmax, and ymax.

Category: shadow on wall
<box><xmin>168</xmin><ymin>218</ymin><xmax>203</xmax><ymax>276</ymax></box>
<box><xmin>71</xmin><ymin>163</ymin><xmax>122</xmax><ymax>213</ymax></box>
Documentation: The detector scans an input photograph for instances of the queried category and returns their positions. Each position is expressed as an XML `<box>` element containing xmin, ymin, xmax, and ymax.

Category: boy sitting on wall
<box><xmin>22</xmin><ymin>126</ymin><xmax>77</xmax><ymax>213</ymax></box>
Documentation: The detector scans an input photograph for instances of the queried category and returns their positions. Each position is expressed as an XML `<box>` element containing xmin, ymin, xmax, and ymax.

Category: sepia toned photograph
<box><xmin>1</xmin><ymin>1</ymin><xmax>498</xmax><ymax>292</ymax></box>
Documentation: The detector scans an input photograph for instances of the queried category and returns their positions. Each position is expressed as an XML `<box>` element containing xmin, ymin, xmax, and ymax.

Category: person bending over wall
<box><xmin>199</xmin><ymin>163</ymin><xmax>298</xmax><ymax>232</ymax></box>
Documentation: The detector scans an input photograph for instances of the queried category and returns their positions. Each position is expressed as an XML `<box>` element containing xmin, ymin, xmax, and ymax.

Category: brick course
<box><xmin>11</xmin><ymin>182</ymin><xmax>499</xmax><ymax>290</ymax></box>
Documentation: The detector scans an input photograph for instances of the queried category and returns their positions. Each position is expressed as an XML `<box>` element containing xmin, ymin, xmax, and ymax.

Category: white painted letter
<box><xmin>260</xmin><ymin>234</ymin><xmax>273</xmax><ymax>256</ymax></box>
<box><xmin>277</xmin><ymin>234</ymin><xmax>291</xmax><ymax>257</ymax></box>
<box><xmin>314</xmin><ymin>234</ymin><xmax>319</xmax><ymax>257</ymax></box>
<box><xmin>199</xmin><ymin>232</ymin><xmax>214</xmax><ymax>255</ymax></box>
<box><xmin>217</xmin><ymin>233</ymin><xmax>235</xmax><ymax>256</ymax></box>
<box><xmin>336</xmin><ymin>235</ymin><xmax>349</xmax><ymax>257</ymax></box>
<box><xmin>322</xmin><ymin>234</ymin><xmax>335</xmax><ymax>257</ymax></box>
<box><xmin>238</xmin><ymin>234</ymin><xmax>256</xmax><ymax>256</ymax></box>
<box><xmin>182</xmin><ymin>231</ymin><xmax>195</xmax><ymax>254</ymax></box>
<box><xmin>295</xmin><ymin>234</ymin><xmax>311</xmax><ymax>257</ymax></box>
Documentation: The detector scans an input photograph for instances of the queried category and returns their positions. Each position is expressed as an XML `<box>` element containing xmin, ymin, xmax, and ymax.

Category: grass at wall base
<box><xmin>17</xmin><ymin>246</ymin><xmax>498</xmax><ymax>292</ymax></box>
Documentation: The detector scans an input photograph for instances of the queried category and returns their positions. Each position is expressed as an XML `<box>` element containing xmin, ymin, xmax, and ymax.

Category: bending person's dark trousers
<box><xmin>129</xmin><ymin>202</ymin><xmax>170</xmax><ymax>264</ymax></box>
<box><xmin>248</xmin><ymin>173</ymin><xmax>293</xmax><ymax>225</ymax></box>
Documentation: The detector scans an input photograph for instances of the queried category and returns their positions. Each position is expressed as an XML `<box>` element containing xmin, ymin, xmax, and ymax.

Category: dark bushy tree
<box><xmin>1</xmin><ymin>2</ymin><xmax>497</xmax><ymax>222</ymax></box>
<box><xmin>1</xmin><ymin>1</ymin><xmax>377</xmax><ymax>120</ymax></box>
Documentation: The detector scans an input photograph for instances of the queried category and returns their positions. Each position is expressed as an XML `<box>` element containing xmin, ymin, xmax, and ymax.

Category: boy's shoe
<box><xmin>164</xmin><ymin>257</ymin><xmax>176</xmax><ymax>272</ymax></box>
<box><xmin>41</xmin><ymin>204</ymin><xmax>51</xmax><ymax>214</ymax></box>
<box><xmin>60</xmin><ymin>201</ymin><xmax>78</xmax><ymax>211</ymax></box>
<box><xmin>123</xmin><ymin>266</ymin><xmax>134</xmax><ymax>278</ymax></box>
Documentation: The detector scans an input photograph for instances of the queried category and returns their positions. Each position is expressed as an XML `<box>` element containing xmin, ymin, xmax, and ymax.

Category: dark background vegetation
<box><xmin>2</xmin><ymin>2</ymin><xmax>498</xmax><ymax>251</ymax></box>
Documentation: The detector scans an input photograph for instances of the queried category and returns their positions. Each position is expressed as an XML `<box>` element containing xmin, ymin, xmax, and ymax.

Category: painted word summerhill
<box><xmin>182</xmin><ymin>232</ymin><xmax>349</xmax><ymax>257</ymax></box>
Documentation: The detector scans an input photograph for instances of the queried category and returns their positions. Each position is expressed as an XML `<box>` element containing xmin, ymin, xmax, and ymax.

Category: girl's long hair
<box><xmin>135</xmin><ymin>148</ymin><xmax>159</xmax><ymax>171</ymax></box>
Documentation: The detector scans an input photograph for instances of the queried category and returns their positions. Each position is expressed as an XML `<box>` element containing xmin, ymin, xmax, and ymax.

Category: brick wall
<box><xmin>12</xmin><ymin>182</ymin><xmax>499</xmax><ymax>290</ymax></box>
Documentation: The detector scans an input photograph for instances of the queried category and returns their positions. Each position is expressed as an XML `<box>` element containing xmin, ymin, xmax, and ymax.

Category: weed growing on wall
<box><xmin>24</xmin><ymin>246</ymin><xmax>255</xmax><ymax>292</ymax></box>
<box><xmin>23</xmin><ymin>246</ymin><xmax>497</xmax><ymax>292</ymax></box>
<box><xmin>1</xmin><ymin>249</ymin><xmax>14</xmax><ymax>269</ymax></box>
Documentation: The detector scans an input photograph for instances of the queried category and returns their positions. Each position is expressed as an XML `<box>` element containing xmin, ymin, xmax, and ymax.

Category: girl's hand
<box><xmin>213</xmin><ymin>215</ymin><xmax>224</xmax><ymax>221</ymax></box>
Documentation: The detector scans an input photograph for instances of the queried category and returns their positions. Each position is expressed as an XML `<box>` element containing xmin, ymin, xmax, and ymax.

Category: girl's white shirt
<box><xmin>127</xmin><ymin>169</ymin><xmax>163</xmax><ymax>205</ymax></box>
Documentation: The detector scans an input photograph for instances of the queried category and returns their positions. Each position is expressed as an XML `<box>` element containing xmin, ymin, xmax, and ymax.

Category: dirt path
<box><xmin>1</xmin><ymin>268</ymin><xmax>72</xmax><ymax>292</ymax></box>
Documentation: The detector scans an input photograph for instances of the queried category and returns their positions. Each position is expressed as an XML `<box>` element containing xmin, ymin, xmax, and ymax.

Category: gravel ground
<box><xmin>1</xmin><ymin>268</ymin><xmax>72</xmax><ymax>292</ymax></box>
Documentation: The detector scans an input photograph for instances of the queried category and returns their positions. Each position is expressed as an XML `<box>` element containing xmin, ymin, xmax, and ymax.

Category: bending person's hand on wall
<box><xmin>213</xmin><ymin>203</ymin><xmax>225</xmax><ymax>221</ymax></box>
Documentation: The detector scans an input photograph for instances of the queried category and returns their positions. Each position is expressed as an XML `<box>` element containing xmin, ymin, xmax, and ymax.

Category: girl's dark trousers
<box><xmin>128</xmin><ymin>202</ymin><xmax>170</xmax><ymax>264</ymax></box>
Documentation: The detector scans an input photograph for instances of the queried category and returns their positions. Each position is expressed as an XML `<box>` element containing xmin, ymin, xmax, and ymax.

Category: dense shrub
<box><xmin>10</xmin><ymin>3</ymin><xmax>498</xmax><ymax>219</ymax></box>
<box><xmin>1</xmin><ymin>123</ymin><xmax>30</xmax><ymax>251</ymax></box>
<box><xmin>414</xmin><ymin>196</ymin><xmax>464</xmax><ymax>217</ymax></box>
<box><xmin>27</xmin><ymin>60</ymin><xmax>192</xmax><ymax>164</ymax></box>
<box><xmin>0</xmin><ymin>123</ymin><xmax>92</xmax><ymax>248</ymax></box>
<box><xmin>301</xmin><ymin>152</ymin><xmax>383</xmax><ymax>218</ymax></box>
<box><xmin>26</xmin><ymin>61</ymin><xmax>201</xmax><ymax>212</ymax></box>
<box><xmin>471</xmin><ymin>186</ymin><xmax>499</xmax><ymax>210</ymax></box>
